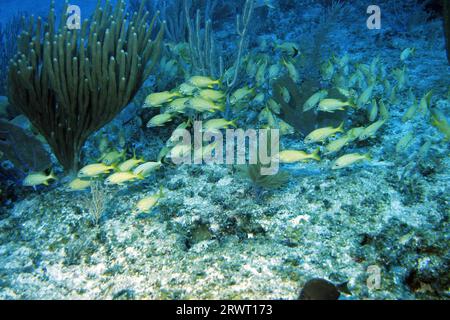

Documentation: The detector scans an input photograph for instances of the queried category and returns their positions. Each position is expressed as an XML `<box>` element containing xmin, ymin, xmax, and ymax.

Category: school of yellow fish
<box><xmin>238</xmin><ymin>45</ymin><xmax>448</xmax><ymax>170</ymax></box>
<box><xmin>20</xmin><ymin>46</ymin><xmax>449</xmax><ymax>206</ymax></box>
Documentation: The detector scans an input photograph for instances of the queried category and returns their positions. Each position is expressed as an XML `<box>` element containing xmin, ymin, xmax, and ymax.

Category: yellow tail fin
<box><xmin>136</xmin><ymin>173</ymin><xmax>145</xmax><ymax>180</ymax></box>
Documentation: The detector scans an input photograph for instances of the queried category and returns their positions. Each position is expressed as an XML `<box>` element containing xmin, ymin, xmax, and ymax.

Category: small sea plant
<box><xmin>84</xmin><ymin>180</ymin><xmax>109</xmax><ymax>226</ymax></box>
<box><xmin>238</xmin><ymin>127</ymin><xmax>290</xmax><ymax>192</ymax></box>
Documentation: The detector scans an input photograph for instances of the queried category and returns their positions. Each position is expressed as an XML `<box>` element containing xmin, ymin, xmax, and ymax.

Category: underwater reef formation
<box><xmin>0</xmin><ymin>120</ymin><xmax>51</xmax><ymax>173</ymax></box>
<box><xmin>7</xmin><ymin>0</ymin><xmax>165</xmax><ymax>174</ymax></box>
